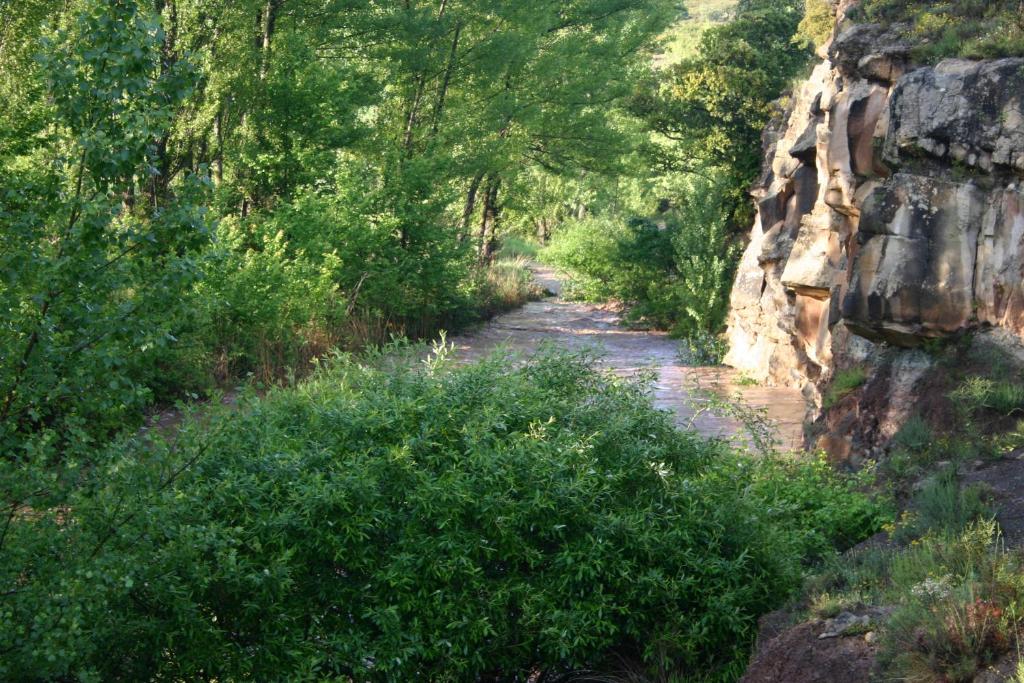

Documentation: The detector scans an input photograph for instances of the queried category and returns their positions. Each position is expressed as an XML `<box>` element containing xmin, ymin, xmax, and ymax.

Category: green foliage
<box><xmin>187</xmin><ymin>217</ymin><xmax>346</xmax><ymax>385</ymax></box>
<box><xmin>496</xmin><ymin>235</ymin><xmax>541</xmax><ymax>261</ymax></box>
<box><xmin>797</xmin><ymin>0</ymin><xmax>834</xmax><ymax>50</ymax></box>
<box><xmin>541</xmin><ymin>216</ymin><xmax>628</xmax><ymax>301</ymax></box>
<box><xmin>852</xmin><ymin>0</ymin><xmax>1024</xmax><ymax>62</ymax></box>
<box><xmin>893</xmin><ymin>468</ymin><xmax>993</xmax><ymax>544</ymax></box>
<box><xmin>0</xmin><ymin>0</ymin><xmax>210</xmax><ymax>466</ymax></box>
<box><xmin>665</xmin><ymin>180</ymin><xmax>741</xmax><ymax>337</ymax></box>
<box><xmin>680</xmin><ymin>330</ymin><xmax>730</xmax><ymax>367</ymax></box>
<box><xmin>806</xmin><ymin>521</ymin><xmax>1024</xmax><ymax>682</ymax></box>
<box><xmin>658</xmin><ymin>0</ymin><xmax>738</xmax><ymax>64</ymax></box>
<box><xmin>543</xmin><ymin>177</ymin><xmax>740</xmax><ymax>338</ymax></box>
<box><xmin>952</xmin><ymin>377</ymin><xmax>1024</xmax><ymax>418</ymax></box>
<box><xmin>823</xmin><ymin>367</ymin><xmax>868</xmax><ymax>409</ymax></box>
<box><xmin>0</xmin><ymin>349</ymin><xmax>886</xmax><ymax>680</ymax></box>
<box><xmin>1</xmin><ymin>0</ymin><xmax>681</xmax><ymax>415</ymax></box>
<box><xmin>633</xmin><ymin>0</ymin><xmax>810</xmax><ymax>224</ymax></box>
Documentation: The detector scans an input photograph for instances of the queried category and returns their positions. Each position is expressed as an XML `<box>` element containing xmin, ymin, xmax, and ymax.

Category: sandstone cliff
<box><xmin>724</xmin><ymin>1</ymin><xmax>1024</xmax><ymax>459</ymax></box>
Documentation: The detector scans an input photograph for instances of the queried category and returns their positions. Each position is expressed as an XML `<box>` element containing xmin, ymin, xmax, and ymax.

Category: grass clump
<box><xmin>823</xmin><ymin>367</ymin><xmax>868</xmax><ymax>409</ymax></box>
<box><xmin>883</xmin><ymin>522</ymin><xmax>1024</xmax><ymax>682</ymax></box>
<box><xmin>952</xmin><ymin>377</ymin><xmax>1024</xmax><ymax>418</ymax></box>
<box><xmin>0</xmin><ymin>348</ymin><xmax>887</xmax><ymax>682</ymax></box>
<box><xmin>806</xmin><ymin>521</ymin><xmax>1024</xmax><ymax>682</ymax></box>
<box><xmin>474</xmin><ymin>256</ymin><xmax>544</xmax><ymax>318</ymax></box>
<box><xmin>893</xmin><ymin>414</ymin><xmax>934</xmax><ymax>453</ymax></box>
<box><xmin>893</xmin><ymin>468</ymin><xmax>993</xmax><ymax>544</ymax></box>
<box><xmin>496</xmin><ymin>235</ymin><xmax>541</xmax><ymax>261</ymax></box>
<box><xmin>852</xmin><ymin>0</ymin><xmax>1024</xmax><ymax>62</ymax></box>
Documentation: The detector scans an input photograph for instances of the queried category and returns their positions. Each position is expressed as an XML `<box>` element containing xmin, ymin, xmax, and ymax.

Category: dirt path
<box><xmin>451</xmin><ymin>265</ymin><xmax>808</xmax><ymax>450</ymax></box>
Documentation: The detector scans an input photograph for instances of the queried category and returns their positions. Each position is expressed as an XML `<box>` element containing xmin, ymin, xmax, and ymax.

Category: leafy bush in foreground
<box><xmin>0</xmin><ymin>349</ymin><xmax>885</xmax><ymax>681</ymax></box>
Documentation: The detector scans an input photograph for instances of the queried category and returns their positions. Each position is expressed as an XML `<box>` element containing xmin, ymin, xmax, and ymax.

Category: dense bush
<box><xmin>542</xmin><ymin>178</ymin><xmax>740</xmax><ymax>340</ymax></box>
<box><xmin>0</xmin><ymin>349</ymin><xmax>886</xmax><ymax>681</ymax></box>
<box><xmin>539</xmin><ymin>216</ymin><xmax>627</xmax><ymax>302</ymax></box>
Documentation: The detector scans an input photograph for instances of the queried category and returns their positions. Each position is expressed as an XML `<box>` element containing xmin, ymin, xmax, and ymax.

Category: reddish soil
<box><xmin>740</xmin><ymin>612</ymin><xmax>880</xmax><ymax>683</ymax></box>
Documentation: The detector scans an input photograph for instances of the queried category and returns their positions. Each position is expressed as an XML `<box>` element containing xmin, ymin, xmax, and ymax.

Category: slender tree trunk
<box><xmin>149</xmin><ymin>0</ymin><xmax>178</xmax><ymax>206</ymax></box>
<box><xmin>478</xmin><ymin>174</ymin><xmax>501</xmax><ymax>262</ymax></box>
<box><xmin>458</xmin><ymin>172</ymin><xmax>484</xmax><ymax>242</ymax></box>
<box><xmin>401</xmin><ymin>76</ymin><xmax>426</xmax><ymax>156</ymax></box>
<box><xmin>430</xmin><ymin>21</ymin><xmax>461</xmax><ymax>136</ymax></box>
<box><xmin>259</xmin><ymin>0</ymin><xmax>282</xmax><ymax>81</ymax></box>
<box><xmin>214</xmin><ymin>104</ymin><xmax>224</xmax><ymax>184</ymax></box>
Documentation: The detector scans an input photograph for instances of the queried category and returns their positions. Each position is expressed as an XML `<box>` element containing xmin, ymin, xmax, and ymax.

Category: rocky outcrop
<box><xmin>724</xmin><ymin>8</ymin><xmax>1024</xmax><ymax>457</ymax></box>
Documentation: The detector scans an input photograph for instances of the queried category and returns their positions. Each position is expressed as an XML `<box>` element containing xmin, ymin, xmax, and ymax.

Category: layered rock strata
<box><xmin>724</xmin><ymin>5</ymin><xmax>1024</xmax><ymax>457</ymax></box>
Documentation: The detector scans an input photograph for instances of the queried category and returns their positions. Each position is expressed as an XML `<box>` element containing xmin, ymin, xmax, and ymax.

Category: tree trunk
<box><xmin>214</xmin><ymin>104</ymin><xmax>224</xmax><ymax>184</ymax></box>
<box><xmin>149</xmin><ymin>0</ymin><xmax>178</xmax><ymax>206</ymax></box>
<box><xmin>259</xmin><ymin>0</ymin><xmax>282</xmax><ymax>80</ymax></box>
<box><xmin>430</xmin><ymin>21</ymin><xmax>461</xmax><ymax>136</ymax></box>
<box><xmin>401</xmin><ymin>75</ymin><xmax>426</xmax><ymax>156</ymax></box>
<box><xmin>457</xmin><ymin>172</ymin><xmax>484</xmax><ymax>242</ymax></box>
<box><xmin>478</xmin><ymin>174</ymin><xmax>501</xmax><ymax>262</ymax></box>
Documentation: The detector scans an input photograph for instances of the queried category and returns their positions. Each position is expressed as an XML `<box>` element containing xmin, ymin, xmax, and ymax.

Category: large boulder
<box><xmin>843</xmin><ymin>175</ymin><xmax>984</xmax><ymax>343</ymax></box>
<box><xmin>885</xmin><ymin>58</ymin><xmax>1024</xmax><ymax>172</ymax></box>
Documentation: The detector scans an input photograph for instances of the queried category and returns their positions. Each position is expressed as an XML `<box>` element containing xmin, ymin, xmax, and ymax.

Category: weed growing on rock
<box><xmin>953</xmin><ymin>377</ymin><xmax>1024</xmax><ymax>418</ymax></box>
<box><xmin>823</xmin><ymin>367</ymin><xmax>868</xmax><ymax>409</ymax></box>
<box><xmin>881</xmin><ymin>522</ymin><xmax>1024</xmax><ymax>682</ymax></box>
<box><xmin>892</xmin><ymin>468</ymin><xmax>993</xmax><ymax>544</ymax></box>
<box><xmin>850</xmin><ymin>0</ymin><xmax>1024</xmax><ymax>62</ymax></box>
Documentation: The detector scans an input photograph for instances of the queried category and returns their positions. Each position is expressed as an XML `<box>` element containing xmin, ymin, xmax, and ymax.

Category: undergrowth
<box><xmin>850</xmin><ymin>0</ymin><xmax>1024</xmax><ymax>62</ymax></box>
<box><xmin>0</xmin><ymin>347</ymin><xmax>886</xmax><ymax>682</ymax></box>
<box><xmin>822</xmin><ymin>367</ymin><xmax>867</xmax><ymax>409</ymax></box>
<box><xmin>803</xmin><ymin>336</ymin><xmax>1024</xmax><ymax>683</ymax></box>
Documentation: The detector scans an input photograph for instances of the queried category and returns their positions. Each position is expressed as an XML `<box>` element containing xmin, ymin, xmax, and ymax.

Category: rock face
<box><xmin>724</xmin><ymin>7</ymin><xmax>1024</xmax><ymax>457</ymax></box>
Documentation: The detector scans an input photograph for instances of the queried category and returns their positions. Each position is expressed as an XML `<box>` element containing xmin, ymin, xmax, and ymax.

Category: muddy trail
<box><xmin>451</xmin><ymin>265</ymin><xmax>808</xmax><ymax>451</ymax></box>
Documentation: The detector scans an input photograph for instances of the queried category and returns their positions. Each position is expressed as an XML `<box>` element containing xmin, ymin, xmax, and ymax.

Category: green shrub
<box><xmin>952</xmin><ymin>377</ymin><xmax>1024</xmax><ymax>418</ymax></box>
<box><xmin>542</xmin><ymin>178</ymin><xmax>740</xmax><ymax>337</ymax></box>
<box><xmin>680</xmin><ymin>330</ymin><xmax>729</xmax><ymax>366</ymax></box>
<box><xmin>823</xmin><ymin>367</ymin><xmax>868</xmax><ymax>409</ymax></box>
<box><xmin>187</xmin><ymin>217</ymin><xmax>347</xmax><ymax>384</ymax></box>
<box><xmin>540</xmin><ymin>216</ymin><xmax>627</xmax><ymax>302</ymax></box>
<box><xmin>893</xmin><ymin>468</ymin><xmax>992</xmax><ymax>543</ymax></box>
<box><xmin>893</xmin><ymin>414</ymin><xmax>933</xmax><ymax>454</ymax></box>
<box><xmin>0</xmin><ymin>349</ymin><xmax>887</xmax><ymax>681</ymax></box>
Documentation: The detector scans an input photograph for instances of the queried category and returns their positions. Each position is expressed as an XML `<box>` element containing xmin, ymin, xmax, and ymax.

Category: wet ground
<box><xmin>451</xmin><ymin>265</ymin><xmax>808</xmax><ymax>451</ymax></box>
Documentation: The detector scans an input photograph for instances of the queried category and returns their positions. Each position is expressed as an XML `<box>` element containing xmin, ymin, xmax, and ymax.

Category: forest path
<box><xmin>451</xmin><ymin>264</ymin><xmax>808</xmax><ymax>450</ymax></box>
